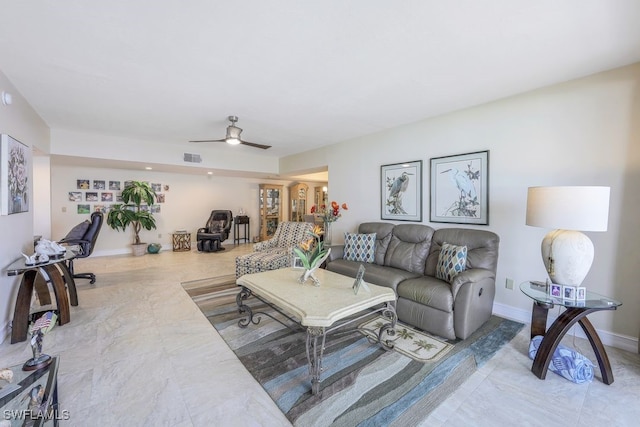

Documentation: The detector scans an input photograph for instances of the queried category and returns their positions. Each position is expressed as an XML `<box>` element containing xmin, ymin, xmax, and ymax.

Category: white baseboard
<box><xmin>493</xmin><ymin>302</ymin><xmax>639</xmax><ymax>354</ymax></box>
<box><xmin>92</xmin><ymin>243</ymin><xmax>173</xmax><ymax>258</ymax></box>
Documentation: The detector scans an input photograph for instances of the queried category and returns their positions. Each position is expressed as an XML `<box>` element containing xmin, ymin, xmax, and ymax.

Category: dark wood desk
<box><xmin>520</xmin><ymin>281</ymin><xmax>621</xmax><ymax>384</ymax></box>
<box><xmin>234</xmin><ymin>215</ymin><xmax>250</xmax><ymax>244</ymax></box>
<box><xmin>5</xmin><ymin>252</ymin><xmax>77</xmax><ymax>344</ymax></box>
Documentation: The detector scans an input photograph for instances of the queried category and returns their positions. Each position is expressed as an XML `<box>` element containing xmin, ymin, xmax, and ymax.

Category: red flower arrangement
<box><xmin>311</xmin><ymin>201</ymin><xmax>348</xmax><ymax>223</ymax></box>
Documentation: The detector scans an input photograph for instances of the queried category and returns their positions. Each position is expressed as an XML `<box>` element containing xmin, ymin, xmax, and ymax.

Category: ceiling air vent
<box><xmin>183</xmin><ymin>153</ymin><xmax>202</xmax><ymax>163</ymax></box>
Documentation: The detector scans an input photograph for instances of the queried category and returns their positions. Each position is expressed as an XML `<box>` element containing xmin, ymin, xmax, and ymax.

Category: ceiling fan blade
<box><xmin>241</xmin><ymin>140</ymin><xmax>272</xmax><ymax>150</ymax></box>
<box><xmin>189</xmin><ymin>117</ymin><xmax>271</xmax><ymax>149</ymax></box>
<box><xmin>189</xmin><ymin>139</ymin><xmax>226</xmax><ymax>143</ymax></box>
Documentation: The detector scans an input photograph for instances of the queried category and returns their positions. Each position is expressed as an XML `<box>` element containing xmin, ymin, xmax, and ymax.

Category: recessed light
<box><xmin>145</xmin><ymin>167</ymin><xmax>152</xmax><ymax>170</ymax></box>
<box><xmin>207</xmin><ymin>171</ymin><xmax>213</xmax><ymax>175</ymax></box>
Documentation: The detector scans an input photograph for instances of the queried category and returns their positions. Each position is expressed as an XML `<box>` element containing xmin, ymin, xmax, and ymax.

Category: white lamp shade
<box><xmin>526</xmin><ymin>186</ymin><xmax>610</xmax><ymax>287</ymax></box>
<box><xmin>526</xmin><ymin>186</ymin><xmax>610</xmax><ymax>231</ymax></box>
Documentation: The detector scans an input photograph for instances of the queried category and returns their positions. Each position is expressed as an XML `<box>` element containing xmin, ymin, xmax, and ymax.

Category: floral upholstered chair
<box><xmin>235</xmin><ymin>221</ymin><xmax>314</xmax><ymax>278</ymax></box>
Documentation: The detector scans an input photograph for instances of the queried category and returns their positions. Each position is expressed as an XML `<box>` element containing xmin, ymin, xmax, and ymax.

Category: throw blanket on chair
<box><xmin>528</xmin><ymin>335</ymin><xmax>594</xmax><ymax>384</ymax></box>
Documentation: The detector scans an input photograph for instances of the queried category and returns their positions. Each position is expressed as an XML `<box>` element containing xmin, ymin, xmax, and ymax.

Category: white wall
<box><xmin>282</xmin><ymin>63</ymin><xmax>640</xmax><ymax>349</ymax></box>
<box><xmin>0</xmin><ymin>70</ymin><xmax>50</xmax><ymax>342</ymax></box>
<box><xmin>49</xmin><ymin>164</ymin><xmax>324</xmax><ymax>255</ymax></box>
<box><xmin>33</xmin><ymin>154</ymin><xmax>51</xmax><ymax>239</ymax></box>
<box><xmin>50</xmin><ymin>128</ymin><xmax>280</xmax><ymax>175</ymax></box>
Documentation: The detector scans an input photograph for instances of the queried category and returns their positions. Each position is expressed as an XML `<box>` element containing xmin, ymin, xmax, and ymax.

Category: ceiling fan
<box><xmin>189</xmin><ymin>116</ymin><xmax>272</xmax><ymax>150</ymax></box>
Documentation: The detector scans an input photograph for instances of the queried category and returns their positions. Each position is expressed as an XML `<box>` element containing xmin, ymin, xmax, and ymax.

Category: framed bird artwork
<box><xmin>381</xmin><ymin>160</ymin><xmax>422</xmax><ymax>221</ymax></box>
<box><xmin>429</xmin><ymin>151</ymin><xmax>489</xmax><ymax>225</ymax></box>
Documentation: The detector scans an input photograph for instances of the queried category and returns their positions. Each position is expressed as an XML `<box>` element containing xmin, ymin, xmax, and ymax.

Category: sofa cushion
<box><xmin>397</xmin><ymin>276</ymin><xmax>454</xmax><ymax>312</ymax></box>
<box><xmin>235</xmin><ymin>248</ymin><xmax>291</xmax><ymax>278</ymax></box>
<box><xmin>326</xmin><ymin>259</ymin><xmax>420</xmax><ymax>293</ymax></box>
<box><xmin>435</xmin><ymin>242</ymin><xmax>467</xmax><ymax>283</ymax></box>
<box><xmin>358</xmin><ymin>222</ymin><xmax>394</xmax><ymax>265</ymax></box>
<box><xmin>384</xmin><ymin>224</ymin><xmax>434</xmax><ymax>274</ymax></box>
<box><xmin>426</xmin><ymin>228</ymin><xmax>500</xmax><ymax>277</ymax></box>
<box><xmin>343</xmin><ymin>232</ymin><xmax>376</xmax><ymax>263</ymax></box>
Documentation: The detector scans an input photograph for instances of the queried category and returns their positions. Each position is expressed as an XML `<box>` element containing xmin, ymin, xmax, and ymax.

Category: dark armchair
<box><xmin>197</xmin><ymin>210</ymin><xmax>233</xmax><ymax>252</ymax></box>
<box><xmin>59</xmin><ymin>211</ymin><xmax>104</xmax><ymax>284</ymax></box>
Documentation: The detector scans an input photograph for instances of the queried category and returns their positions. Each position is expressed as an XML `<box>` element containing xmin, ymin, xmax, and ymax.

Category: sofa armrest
<box><xmin>328</xmin><ymin>245</ymin><xmax>344</xmax><ymax>262</ymax></box>
<box><xmin>450</xmin><ymin>268</ymin><xmax>495</xmax><ymax>300</ymax></box>
<box><xmin>59</xmin><ymin>237</ymin><xmax>89</xmax><ymax>245</ymax></box>
<box><xmin>451</xmin><ymin>268</ymin><xmax>496</xmax><ymax>339</ymax></box>
<box><xmin>254</xmin><ymin>237</ymin><xmax>278</xmax><ymax>252</ymax></box>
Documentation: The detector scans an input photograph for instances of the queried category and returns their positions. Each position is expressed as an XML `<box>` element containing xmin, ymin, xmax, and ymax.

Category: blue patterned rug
<box><xmin>189</xmin><ymin>283</ymin><xmax>524</xmax><ymax>426</ymax></box>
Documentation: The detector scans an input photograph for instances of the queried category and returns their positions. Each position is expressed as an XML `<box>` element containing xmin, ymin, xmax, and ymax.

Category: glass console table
<box><xmin>520</xmin><ymin>281</ymin><xmax>622</xmax><ymax>384</ymax></box>
<box><xmin>4</xmin><ymin>251</ymin><xmax>77</xmax><ymax>344</ymax></box>
<box><xmin>0</xmin><ymin>356</ymin><xmax>61</xmax><ymax>426</ymax></box>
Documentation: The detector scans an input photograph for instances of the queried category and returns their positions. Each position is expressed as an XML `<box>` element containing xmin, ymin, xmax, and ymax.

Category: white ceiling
<box><xmin>1</xmin><ymin>1</ymin><xmax>639</xmax><ymax>165</ymax></box>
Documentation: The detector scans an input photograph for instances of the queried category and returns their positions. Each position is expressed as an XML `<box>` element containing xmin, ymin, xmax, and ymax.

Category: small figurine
<box><xmin>35</xmin><ymin>238</ymin><xmax>66</xmax><ymax>258</ymax></box>
<box><xmin>0</xmin><ymin>368</ymin><xmax>13</xmax><ymax>383</ymax></box>
<box><xmin>50</xmin><ymin>241</ymin><xmax>66</xmax><ymax>253</ymax></box>
<box><xmin>22</xmin><ymin>385</ymin><xmax>47</xmax><ymax>419</ymax></box>
<box><xmin>30</xmin><ymin>330</ymin><xmax>45</xmax><ymax>361</ymax></box>
<box><xmin>23</xmin><ymin>312</ymin><xmax>57</xmax><ymax>371</ymax></box>
<box><xmin>22</xmin><ymin>253</ymin><xmax>37</xmax><ymax>266</ymax></box>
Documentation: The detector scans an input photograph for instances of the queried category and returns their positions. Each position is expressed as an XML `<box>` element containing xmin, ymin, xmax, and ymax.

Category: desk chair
<box><xmin>59</xmin><ymin>211</ymin><xmax>104</xmax><ymax>284</ymax></box>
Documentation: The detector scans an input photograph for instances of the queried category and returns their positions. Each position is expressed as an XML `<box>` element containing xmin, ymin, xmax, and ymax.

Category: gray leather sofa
<box><xmin>326</xmin><ymin>222</ymin><xmax>499</xmax><ymax>340</ymax></box>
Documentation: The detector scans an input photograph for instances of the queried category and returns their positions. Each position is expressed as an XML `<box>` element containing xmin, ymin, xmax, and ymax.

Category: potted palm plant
<box><xmin>106</xmin><ymin>181</ymin><xmax>157</xmax><ymax>256</ymax></box>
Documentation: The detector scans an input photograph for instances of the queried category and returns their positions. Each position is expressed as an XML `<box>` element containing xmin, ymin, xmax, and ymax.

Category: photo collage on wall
<box><xmin>70</xmin><ymin>179</ymin><xmax>167</xmax><ymax>214</ymax></box>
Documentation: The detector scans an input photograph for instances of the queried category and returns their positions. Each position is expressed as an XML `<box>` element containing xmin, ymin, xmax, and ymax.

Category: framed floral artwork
<box><xmin>381</xmin><ymin>160</ymin><xmax>422</xmax><ymax>221</ymax></box>
<box><xmin>430</xmin><ymin>151</ymin><xmax>489</xmax><ymax>225</ymax></box>
<box><xmin>1</xmin><ymin>134</ymin><xmax>29</xmax><ymax>215</ymax></box>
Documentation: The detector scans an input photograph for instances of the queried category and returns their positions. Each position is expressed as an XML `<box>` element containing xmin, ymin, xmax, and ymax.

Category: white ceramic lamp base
<box><xmin>541</xmin><ymin>229</ymin><xmax>594</xmax><ymax>286</ymax></box>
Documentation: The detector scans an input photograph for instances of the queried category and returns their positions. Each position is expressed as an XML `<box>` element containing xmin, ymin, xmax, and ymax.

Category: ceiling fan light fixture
<box><xmin>188</xmin><ymin>115</ymin><xmax>271</xmax><ymax>150</ymax></box>
<box><xmin>225</xmin><ymin>121</ymin><xmax>243</xmax><ymax>145</ymax></box>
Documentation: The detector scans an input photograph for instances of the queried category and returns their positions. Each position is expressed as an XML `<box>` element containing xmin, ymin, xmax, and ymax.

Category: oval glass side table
<box><xmin>519</xmin><ymin>281</ymin><xmax>621</xmax><ymax>385</ymax></box>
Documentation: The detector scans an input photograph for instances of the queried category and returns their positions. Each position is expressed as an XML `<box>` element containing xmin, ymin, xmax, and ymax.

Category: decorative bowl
<box><xmin>147</xmin><ymin>243</ymin><xmax>161</xmax><ymax>254</ymax></box>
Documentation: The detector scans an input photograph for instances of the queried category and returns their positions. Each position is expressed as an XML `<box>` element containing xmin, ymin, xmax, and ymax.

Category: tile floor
<box><xmin>1</xmin><ymin>244</ymin><xmax>638</xmax><ymax>426</ymax></box>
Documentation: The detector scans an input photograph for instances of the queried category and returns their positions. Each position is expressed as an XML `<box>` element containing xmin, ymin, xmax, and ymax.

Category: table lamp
<box><xmin>526</xmin><ymin>186</ymin><xmax>610</xmax><ymax>286</ymax></box>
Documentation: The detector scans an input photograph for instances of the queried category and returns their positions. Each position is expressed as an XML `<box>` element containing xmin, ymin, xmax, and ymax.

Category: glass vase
<box><xmin>324</xmin><ymin>221</ymin><xmax>332</xmax><ymax>246</ymax></box>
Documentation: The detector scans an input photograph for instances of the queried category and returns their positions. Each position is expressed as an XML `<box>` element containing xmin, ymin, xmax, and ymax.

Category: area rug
<box><xmin>358</xmin><ymin>316</ymin><xmax>453</xmax><ymax>363</ymax></box>
<box><xmin>184</xmin><ymin>276</ymin><xmax>524</xmax><ymax>426</ymax></box>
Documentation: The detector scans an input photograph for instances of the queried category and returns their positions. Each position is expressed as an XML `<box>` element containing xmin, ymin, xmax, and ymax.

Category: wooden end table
<box><xmin>520</xmin><ymin>281</ymin><xmax>621</xmax><ymax>384</ymax></box>
<box><xmin>234</xmin><ymin>215</ymin><xmax>250</xmax><ymax>244</ymax></box>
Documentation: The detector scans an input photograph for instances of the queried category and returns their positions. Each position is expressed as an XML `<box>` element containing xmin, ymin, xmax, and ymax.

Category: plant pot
<box><xmin>131</xmin><ymin>243</ymin><xmax>147</xmax><ymax>257</ymax></box>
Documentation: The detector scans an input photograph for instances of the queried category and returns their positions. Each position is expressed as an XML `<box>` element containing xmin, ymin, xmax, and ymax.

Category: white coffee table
<box><xmin>236</xmin><ymin>268</ymin><xmax>397</xmax><ymax>394</ymax></box>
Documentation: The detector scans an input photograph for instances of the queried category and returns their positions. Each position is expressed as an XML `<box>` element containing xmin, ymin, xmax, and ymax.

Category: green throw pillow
<box><xmin>436</xmin><ymin>242</ymin><xmax>467</xmax><ymax>283</ymax></box>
